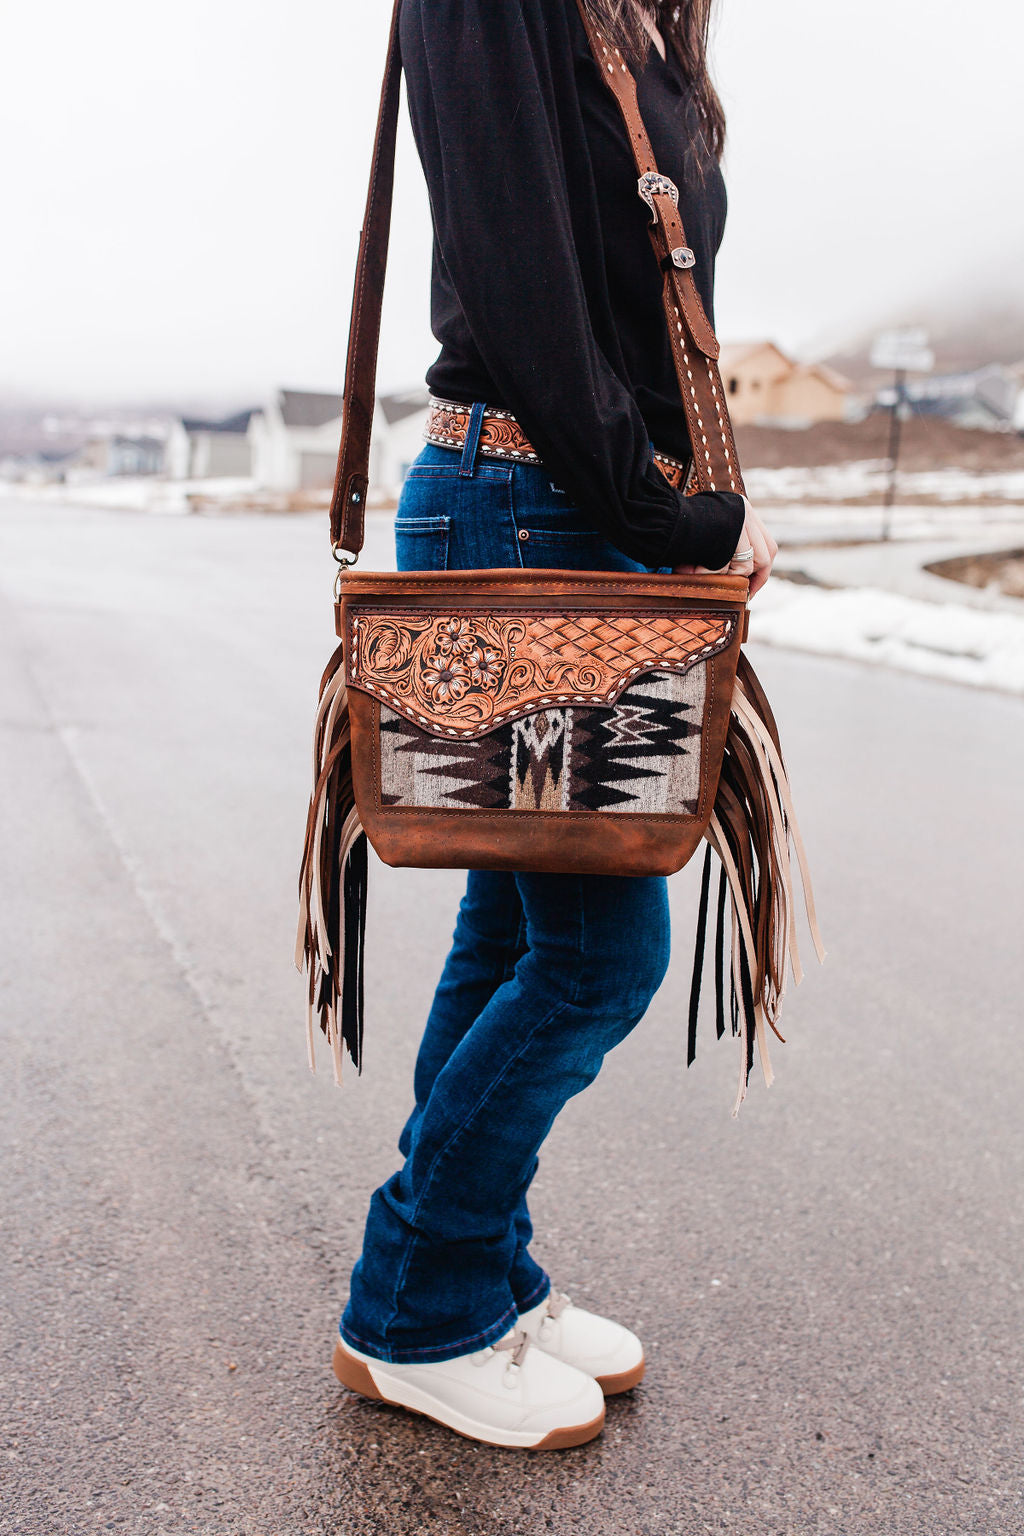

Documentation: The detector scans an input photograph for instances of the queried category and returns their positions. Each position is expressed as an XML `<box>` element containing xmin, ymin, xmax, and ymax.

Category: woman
<box><xmin>333</xmin><ymin>0</ymin><xmax>776</xmax><ymax>1450</ymax></box>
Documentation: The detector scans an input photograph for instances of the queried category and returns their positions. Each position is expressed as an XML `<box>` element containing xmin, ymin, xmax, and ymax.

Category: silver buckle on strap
<box><xmin>637</xmin><ymin>170</ymin><xmax>679</xmax><ymax>223</ymax></box>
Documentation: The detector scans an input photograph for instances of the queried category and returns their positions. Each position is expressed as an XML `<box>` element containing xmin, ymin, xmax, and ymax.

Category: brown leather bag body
<box><xmin>297</xmin><ymin>0</ymin><xmax>823</xmax><ymax>1114</ymax></box>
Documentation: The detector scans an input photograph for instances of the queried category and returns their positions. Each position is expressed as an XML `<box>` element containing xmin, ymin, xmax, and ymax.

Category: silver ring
<box><xmin>730</xmin><ymin>546</ymin><xmax>755</xmax><ymax>564</ymax></box>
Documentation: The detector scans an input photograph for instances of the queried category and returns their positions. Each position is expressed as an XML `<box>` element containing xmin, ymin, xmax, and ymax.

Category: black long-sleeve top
<box><xmin>399</xmin><ymin>0</ymin><xmax>746</xmax><ymax>569</ymax></box>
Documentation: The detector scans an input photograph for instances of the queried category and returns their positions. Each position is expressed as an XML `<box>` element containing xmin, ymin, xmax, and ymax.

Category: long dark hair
<box><xmin>584</xmin><ymin>0</ymin><xmax>726</xmax><ymax>163</ymax></box>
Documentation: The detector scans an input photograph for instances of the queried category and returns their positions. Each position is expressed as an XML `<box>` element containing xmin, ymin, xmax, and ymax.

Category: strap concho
<box><xmin>424</xmin><ymin>396</ymin><xmax>694</xmax><ymax>493</ymax></box>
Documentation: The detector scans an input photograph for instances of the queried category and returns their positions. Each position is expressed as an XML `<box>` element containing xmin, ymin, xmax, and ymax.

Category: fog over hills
<box><xmin>820</xmin><ymin>257</ymin><xmax>1024</xmax><ymax>383</ymax></box>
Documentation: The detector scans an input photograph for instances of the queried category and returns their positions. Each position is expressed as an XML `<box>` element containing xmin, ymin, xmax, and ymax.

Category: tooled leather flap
<box><xmin>345</xmin><ymin>606</ymin><xmax>738</xmax><ymax>739</ymax></box>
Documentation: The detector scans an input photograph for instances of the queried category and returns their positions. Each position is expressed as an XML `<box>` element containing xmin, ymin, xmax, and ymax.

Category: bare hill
<box><xmin>734</xmin><ymin>416</ymin><xmax>1024</xmax><ymax>472</ymax></box>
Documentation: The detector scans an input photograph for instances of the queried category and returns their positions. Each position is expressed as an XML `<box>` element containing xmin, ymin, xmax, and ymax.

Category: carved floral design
<box><xmin>436</xmin><ymin>618</ymin><xmax>474</xmax><ymax>656</ymax></box>
<box><xmin>349</xmin><ymin>609</ymin><xmax>735</xmax><ymax>737</ymax></box>
<box><xmin>423</xmin><ymin>653</ymin><xmax>470</xmax><ymax>703</ymax></box>
<box><xmin>468</xmin><ymin>646</ymin><xmax>503</xmax><ymax>691</ymax></box>
<box><xmin>418</xmin><ymin>620</ymin><xmax>510</xmax><ymax>709</ymax></box>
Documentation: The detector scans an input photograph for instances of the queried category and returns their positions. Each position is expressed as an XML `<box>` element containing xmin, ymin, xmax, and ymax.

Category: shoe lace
<box><xmin>546</xmin><ymin>1290</ymin><xmax>572</xmax><ymax>1320</ymax></box>
<box><xmin>493</xmin><ymin>1326</ymin><xmax>531</xmax><ymax>1369</ymax></box>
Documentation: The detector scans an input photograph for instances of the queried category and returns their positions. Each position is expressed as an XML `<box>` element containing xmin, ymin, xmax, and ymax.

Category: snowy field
<box><xmin>745</xmin><ymin>459</ymin><xmax>1024</xmax><ymax>506</ymax></box>
<box><xmin>0</xmin><ymin>474</ymin><xmax>262</xmax><ymax>515</ymax></box>
<box><xmin>766</xmin><ymin>502</ymin><xmax>1024</xmax><ymax>549</ymax></box>
<box><xmin>751</xmin><ymin>582</ymin><xmax>1024</xmax><ymax>694</ymax></box>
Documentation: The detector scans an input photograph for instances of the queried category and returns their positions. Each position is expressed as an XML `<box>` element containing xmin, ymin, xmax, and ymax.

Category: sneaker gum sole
<box><xmin>332</xmin><ymin>1341</ymin><xmax>604</xmax><ymax>1451</ymax></box>
<box><xmin>595</xmin><ymin>1358</ymin><xmax>646</xmax><ymax>1395</ymax></box>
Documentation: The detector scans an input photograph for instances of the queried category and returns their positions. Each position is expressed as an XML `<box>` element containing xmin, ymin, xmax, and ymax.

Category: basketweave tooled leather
<box><xmin>346</xmin><ymin>606</ymin><xmax>736</xmax><ymax>737</ymax></box>
<box><xmin>423</xmin><ymin>398</ymin><xmax>694</xmax><ymax>492</ymax></box>
<box><xmin>328</xmin><ymin>0</ymin><xmax>745</xmax><ymax>556</ymax></box>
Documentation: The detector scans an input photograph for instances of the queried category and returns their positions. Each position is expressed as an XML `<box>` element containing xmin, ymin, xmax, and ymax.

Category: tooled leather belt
<box><xmin>423</xmin><ymin>396</ymin><xmax>694</xmax><ymax>493</ymax></box>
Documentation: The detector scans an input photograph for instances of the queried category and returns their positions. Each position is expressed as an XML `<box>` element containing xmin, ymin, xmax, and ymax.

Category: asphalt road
<box><xmin>1</xmin><ymin>496</ymin><xmax>1022</xmax><ymax>1536</ymax></box>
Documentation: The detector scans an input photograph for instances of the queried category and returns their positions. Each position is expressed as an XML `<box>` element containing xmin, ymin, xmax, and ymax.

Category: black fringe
<box><xmin>687</xmin><ymin>845</ymin><xmax>713</xmax><ymax>1067</ymax></box>
<box><xmin>341</xmin><ymin>832</ymin><xmax>368</xmax><ymax>1070</ymax></box>
<box><xmin>714</xmin><ymin>865</ymin><xmax>728</xmax><ymax>1043</ymax></box>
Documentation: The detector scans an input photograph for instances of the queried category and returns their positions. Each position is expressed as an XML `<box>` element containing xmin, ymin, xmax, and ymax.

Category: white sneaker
<box><xmin>332</xmin><ymin>1326</ymin><xmax>605</xmax><ymax>1450</ymax></box>
<box><xmin>517</xmin><ymin>1291</ymin><xmax>645</xmax><ymax>1395</ymax></box>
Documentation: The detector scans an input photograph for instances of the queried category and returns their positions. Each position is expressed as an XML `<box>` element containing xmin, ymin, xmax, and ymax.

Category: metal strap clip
<box><xmin>637</xmin><ymin>170</ymin><xmax>679</xmax><ymax>224</ymax></box>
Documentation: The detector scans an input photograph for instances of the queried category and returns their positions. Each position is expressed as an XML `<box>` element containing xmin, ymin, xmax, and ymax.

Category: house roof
<box><xmin>181</xmin><ymin>409</ymin><xmax>257</xmax><ymax>435</ymax></box>
<box><xmin>798</xmin><ymin>362</ymin><xmax>853</xmax><ymax>393</ymax></box>
<box><xmin>718</xmin><ymin>340</ymin><xmax>793</xmax><ymax>373</ymax></box>
<box><xmin>278</xmin><ymin>389</ymin><xmax>343</xmax><ymax>428</ymax></box>
<box><xmin>378</xmin><ymin>388</ymin><xmax>430</xmax><ymax>426</ymax></box>
<box><xmin>109</xmin><ymin>434</ymin><xmax>164</xmax><ymax>451</ymax></box>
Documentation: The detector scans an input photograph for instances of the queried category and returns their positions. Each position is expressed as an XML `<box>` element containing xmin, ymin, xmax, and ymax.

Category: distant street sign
<box><xmin>871</xmin><ymin>328</ymin><xmax>935</xmax><ymax>373</ymax></box>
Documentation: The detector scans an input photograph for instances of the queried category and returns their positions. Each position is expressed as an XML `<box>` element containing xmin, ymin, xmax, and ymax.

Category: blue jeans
<box><xmin>340</xmin><ymin>423</ymin><xmax>672</xmax><ymax>1364</ymax></box>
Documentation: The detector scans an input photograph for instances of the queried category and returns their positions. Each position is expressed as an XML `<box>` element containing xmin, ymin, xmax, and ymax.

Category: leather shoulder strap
<box><xmin>330</xmin><ymin>0</ymin><xmax>743</xmax><ymax>558</ymax></box>
<box><xmin>573</xmin><ymin>2</ymin><xmax>744</xmax><ymax>498</ymax></box>
<box><xmin>329</xmin><ymin>0</ymin><xmax>404</xmax><ymax>558</ymax></box>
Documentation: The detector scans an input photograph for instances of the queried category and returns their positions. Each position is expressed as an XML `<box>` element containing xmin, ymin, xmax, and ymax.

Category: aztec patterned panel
<box><xmin>348</xmin><ymin>607</ymin><xmax>735</xmax><ymax>739</ymax></box>
<box><xmin>378</xmin><ymin>667</ymin><xmax>707</xmax><ymax>816</ymax></box>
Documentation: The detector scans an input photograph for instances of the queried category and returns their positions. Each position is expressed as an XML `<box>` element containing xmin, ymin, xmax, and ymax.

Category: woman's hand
<box><xmin>730</xmin><ymin>497</ymin><xmax>777</xmax><ymax>597</ymax></box>
<box><xmin>673</xmin><ymin>497</ymin><xmax>778</xmax><ymax>598</ymax></box>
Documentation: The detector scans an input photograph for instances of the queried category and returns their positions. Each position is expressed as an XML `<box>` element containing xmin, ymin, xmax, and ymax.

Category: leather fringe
<box><xmin>296</xmin><ymin>645</ymin><xmax>822</xmax><ymax>1110</ymax></box>
<box><xmin>295</xmin><ymin>643</ymin><xmax>367</xmax><ymax>1082</ymax></box>
<box><xmin>691</xmin><ymin>653</ymin><xmax>826</xmax><ymax>1116</ymax></box>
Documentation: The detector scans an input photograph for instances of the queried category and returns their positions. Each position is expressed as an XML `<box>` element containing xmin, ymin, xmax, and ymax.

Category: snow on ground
<box><xmin>0</xmin><ymin>474</ymin><xmax>397</xmax><ymax>515</ymax></box>
<box><xmin>745</xmin><ymin>460</ymin><xmax>1024</xmax><ymax>505</ymax></box>
<box><xmin>0</xmin><ymin>474</ymin><xmax>259</xmax><ymax>514</ymax></box>
<box><xmin>765</xmin><ymin>501</ymin><xmax>1024</xmax><ymax>547</ymax></box>
<box><xmin>751</xmin><ymin>582</ymin><xmax>1024</xmax><ymax>694</ymax></box>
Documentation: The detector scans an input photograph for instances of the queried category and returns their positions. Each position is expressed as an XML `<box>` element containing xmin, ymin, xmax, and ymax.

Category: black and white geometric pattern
<box><xmin>379</xmin><ymin>667</ymin><xmax>706</xmax><ymax>815</ymax></box>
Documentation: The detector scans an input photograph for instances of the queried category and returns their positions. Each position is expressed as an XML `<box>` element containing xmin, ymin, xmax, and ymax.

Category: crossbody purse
<box><xmin>297</xmin><ymin>0</ymin><xmax>823</xmax><ymax>1114</ymax></box>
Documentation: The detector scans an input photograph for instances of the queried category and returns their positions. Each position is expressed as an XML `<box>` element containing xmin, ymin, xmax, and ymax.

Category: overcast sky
<box><xmin>3</xmin><ymin>0</ymin><xmax>1022</xmax><ymax>404</ymax></box>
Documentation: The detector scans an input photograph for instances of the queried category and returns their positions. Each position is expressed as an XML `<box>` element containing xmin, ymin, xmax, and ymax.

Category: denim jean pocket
<box><xmin>394</xmin><ymin>515</ymin><xmax>450</xmax><ymax>573</ymax></box>
<box><xmin>514</xmin><ymin>527</ymin><xmax>644</xmax><ymax>574</ymax></box>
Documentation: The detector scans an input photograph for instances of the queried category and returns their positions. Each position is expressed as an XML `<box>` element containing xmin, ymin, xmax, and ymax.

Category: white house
<box><xmin>375</xmin><ymin>388</ymin><xmax>431</xmax><ymax>491</ymax></box>
<box><xmin>249</xmin><ymin>385</ymin><xmax>431</xmax><ymax>496</ymax></box>
<box><xmin>249</xmin><ymin>389</ymin><xmax>344</xmax><ymax>491</ymax></box>
<box><xmin>165</xmin><ymin>409</ymin><xmax>257</xmax><ymax>479</ymax></box>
